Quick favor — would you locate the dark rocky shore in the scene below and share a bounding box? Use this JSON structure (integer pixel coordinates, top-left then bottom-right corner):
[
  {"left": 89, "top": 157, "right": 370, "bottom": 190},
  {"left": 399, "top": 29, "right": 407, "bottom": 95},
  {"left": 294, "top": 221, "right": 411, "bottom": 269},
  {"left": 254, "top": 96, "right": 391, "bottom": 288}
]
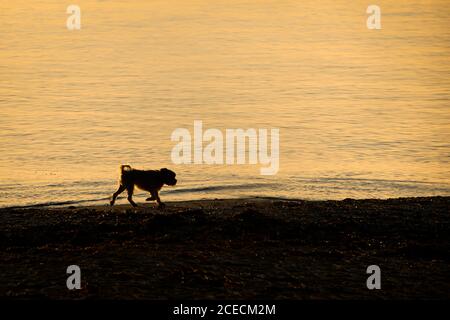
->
[{"left": 0, "top": 197, "right": 449, "bottom": 299}]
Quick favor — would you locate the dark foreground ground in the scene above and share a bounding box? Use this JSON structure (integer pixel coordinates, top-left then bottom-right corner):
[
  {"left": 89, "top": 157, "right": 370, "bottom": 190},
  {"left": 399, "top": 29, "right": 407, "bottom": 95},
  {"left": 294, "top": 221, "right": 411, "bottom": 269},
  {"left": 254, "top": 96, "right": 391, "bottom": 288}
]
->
[{"left": 0, "top": 197, "right": 449, "bottom": 299}]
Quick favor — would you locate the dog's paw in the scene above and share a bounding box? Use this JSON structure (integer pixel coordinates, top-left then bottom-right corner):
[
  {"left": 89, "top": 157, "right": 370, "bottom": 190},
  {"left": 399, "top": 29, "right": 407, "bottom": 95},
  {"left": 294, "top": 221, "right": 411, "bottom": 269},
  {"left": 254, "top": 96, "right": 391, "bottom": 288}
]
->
[
  {"left": 146, "top": 197, "right": 156, "bottom": 201},
  {"left": 158, "top": 203, "right": 166, "bottom": 210},
  {"left": 109, "top": 200, "right": 114, "bottom": 206}
]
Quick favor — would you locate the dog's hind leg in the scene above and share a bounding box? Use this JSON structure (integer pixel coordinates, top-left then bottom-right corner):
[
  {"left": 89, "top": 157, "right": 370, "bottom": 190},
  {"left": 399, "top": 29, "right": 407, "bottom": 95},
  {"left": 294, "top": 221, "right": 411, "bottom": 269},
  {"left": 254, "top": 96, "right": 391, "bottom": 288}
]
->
[
  {"left": 110, "top": 184, "right": 126, "bottom": 206},
  {"left": 126, "top": 185, "right": 138, "bottom": 207},
  {"left": 146, "top": 191, "right": 157, "bottom": 202}
]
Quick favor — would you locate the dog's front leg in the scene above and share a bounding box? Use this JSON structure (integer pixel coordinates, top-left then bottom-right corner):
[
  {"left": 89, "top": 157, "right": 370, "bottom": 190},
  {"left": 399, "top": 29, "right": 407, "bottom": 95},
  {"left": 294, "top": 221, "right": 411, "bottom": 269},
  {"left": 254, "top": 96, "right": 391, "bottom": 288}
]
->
[{"left": 155, "top": 192, "right": 165, "bottom": 209}]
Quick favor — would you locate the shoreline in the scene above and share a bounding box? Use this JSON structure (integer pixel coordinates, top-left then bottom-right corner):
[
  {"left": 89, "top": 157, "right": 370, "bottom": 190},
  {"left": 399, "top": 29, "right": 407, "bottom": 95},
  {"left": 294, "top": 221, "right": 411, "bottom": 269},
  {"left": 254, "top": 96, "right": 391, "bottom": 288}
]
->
[
  {"left": 2, "top": 194, "right": 449, "bottom": 210},
  {"left": 1, "top": 196, "right": 449, "bottom": 299}
]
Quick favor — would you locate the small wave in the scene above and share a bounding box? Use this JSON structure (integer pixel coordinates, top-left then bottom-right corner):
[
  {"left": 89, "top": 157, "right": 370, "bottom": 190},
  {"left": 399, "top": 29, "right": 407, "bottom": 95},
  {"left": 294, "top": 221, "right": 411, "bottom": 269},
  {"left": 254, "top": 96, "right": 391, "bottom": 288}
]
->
[
  {"left": 3, "top": 197, "right": 111, "bottom": 210},
  {"left": 292, "top": 176, "right": 448, "bottom": 185},
  {"left": 0, "top": 180, "right": 115, "bottom": 191},
  {"left": 162, "top": 183, "right": 279, "bottom": 194}
]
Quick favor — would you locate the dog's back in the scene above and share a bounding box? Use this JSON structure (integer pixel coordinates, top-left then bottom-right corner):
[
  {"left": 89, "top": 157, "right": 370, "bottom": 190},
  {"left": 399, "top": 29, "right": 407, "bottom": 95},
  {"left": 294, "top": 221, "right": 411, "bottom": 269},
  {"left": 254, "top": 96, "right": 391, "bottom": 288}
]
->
[{"left": 119, "top": 165, "right": 163, "bottom": 188}]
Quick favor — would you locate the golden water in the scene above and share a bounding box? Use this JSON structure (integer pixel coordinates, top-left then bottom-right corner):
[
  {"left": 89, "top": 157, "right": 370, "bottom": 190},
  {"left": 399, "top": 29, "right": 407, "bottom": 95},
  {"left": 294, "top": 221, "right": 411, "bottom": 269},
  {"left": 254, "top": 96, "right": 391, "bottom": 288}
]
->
[{"left": 1, "top": 1, "right": 449, "bottom": 206}]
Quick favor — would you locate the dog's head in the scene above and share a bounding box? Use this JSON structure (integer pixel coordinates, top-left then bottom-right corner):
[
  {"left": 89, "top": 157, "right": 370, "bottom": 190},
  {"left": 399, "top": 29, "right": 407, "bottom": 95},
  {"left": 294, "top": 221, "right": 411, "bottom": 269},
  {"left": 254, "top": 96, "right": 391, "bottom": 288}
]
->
[{"left": 160, "top": 168, "right": 177, "bottom": 186}]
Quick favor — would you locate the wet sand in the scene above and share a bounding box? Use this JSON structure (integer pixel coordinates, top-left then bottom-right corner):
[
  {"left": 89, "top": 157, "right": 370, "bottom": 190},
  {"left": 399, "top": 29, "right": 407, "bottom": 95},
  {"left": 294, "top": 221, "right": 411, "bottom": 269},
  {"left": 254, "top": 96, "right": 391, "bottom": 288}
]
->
[{"left": 0, "top": 197, "right": 449, "bottom": 299}]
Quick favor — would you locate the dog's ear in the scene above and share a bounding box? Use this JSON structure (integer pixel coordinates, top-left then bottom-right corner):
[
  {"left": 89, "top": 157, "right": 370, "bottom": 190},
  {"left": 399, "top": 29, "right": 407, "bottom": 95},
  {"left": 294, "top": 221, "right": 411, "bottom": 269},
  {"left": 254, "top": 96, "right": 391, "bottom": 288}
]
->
[{"left": 160, "top": 168, "right": 168, "bottom": 172}]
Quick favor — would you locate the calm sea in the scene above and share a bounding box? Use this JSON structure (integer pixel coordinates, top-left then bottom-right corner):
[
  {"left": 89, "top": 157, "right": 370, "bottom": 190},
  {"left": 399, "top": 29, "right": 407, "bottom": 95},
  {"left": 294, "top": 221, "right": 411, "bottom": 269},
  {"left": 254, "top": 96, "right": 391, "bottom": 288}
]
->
[{"left": 1, "top": 0, "right": 449, "bottom": 207}]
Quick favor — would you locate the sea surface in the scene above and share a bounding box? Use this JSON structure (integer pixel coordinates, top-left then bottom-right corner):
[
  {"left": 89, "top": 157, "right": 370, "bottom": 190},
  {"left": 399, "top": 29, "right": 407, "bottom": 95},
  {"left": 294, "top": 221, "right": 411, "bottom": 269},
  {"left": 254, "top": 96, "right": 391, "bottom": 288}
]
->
[{"left": 1, "top": 0, "right": 449, "bottom": 207}]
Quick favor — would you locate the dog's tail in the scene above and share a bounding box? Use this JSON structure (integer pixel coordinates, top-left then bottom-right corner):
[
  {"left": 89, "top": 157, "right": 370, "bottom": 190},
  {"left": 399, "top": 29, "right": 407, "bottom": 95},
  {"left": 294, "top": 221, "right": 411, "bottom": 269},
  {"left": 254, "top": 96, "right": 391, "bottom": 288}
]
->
[
  {"left": 120, "top": 164, "right": 132, "bottom": 174},
  {"left": 119, "top": 165, "right": 132, "bottom": 184}
]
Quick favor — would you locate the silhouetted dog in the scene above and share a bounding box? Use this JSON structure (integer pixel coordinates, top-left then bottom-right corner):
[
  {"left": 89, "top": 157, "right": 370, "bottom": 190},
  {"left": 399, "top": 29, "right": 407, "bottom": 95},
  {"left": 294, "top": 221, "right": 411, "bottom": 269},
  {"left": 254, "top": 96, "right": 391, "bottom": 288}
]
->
[{"left": 110, "top": 165, "right": 177, "bottom": 208}]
